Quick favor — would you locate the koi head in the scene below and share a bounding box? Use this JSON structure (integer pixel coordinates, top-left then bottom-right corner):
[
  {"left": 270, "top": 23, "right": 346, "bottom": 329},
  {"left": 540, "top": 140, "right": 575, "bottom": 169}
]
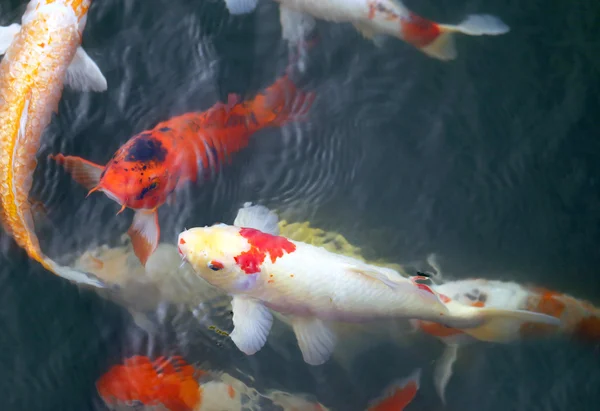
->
[
  {"left": 96, "top": 132, "right": 175, "bottom": 210},
  {"left": 96, "top": 355, "right": 203, "bottom": 411},
  {"left": 178, "top": 224, "right": 297, "bottom": 292},
  {"left": 177, "top": 225, "right": 253, "bottom": 291}
]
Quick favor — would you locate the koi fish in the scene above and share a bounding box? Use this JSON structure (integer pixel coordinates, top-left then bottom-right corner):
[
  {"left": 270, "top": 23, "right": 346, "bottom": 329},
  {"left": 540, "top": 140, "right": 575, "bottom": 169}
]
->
[
  {"left": 411, "top": 277, "right": 600, "bottom": 403},
  {"left": 366, "top": 368, "right": 420, "bottom": 411},
  {"left": 96, "top": 354, "right": 328, "bottom": 411},
  {"left": 176, "top": 204, "right": 559, "bottom": 366},
  {"left": 222, "top": 0, "right": 510, "bottom": 61},
  {"left": 96, "top": 355, "right": 205, "bottom": 411},
  {"left": 0, "top": 0, "right": 108, "bottom": 287},
  {"left": 50, "top": 74, "right": 314, "bottom": 266}
]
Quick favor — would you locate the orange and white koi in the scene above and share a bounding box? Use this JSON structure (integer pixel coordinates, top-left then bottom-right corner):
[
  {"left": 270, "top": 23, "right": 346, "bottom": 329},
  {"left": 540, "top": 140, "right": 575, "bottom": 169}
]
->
[
  {"left": 222, "top": 0, "right": 509, "bottom": 61},
  {"left": 411, "top": 277, "right": 600, "bottom": 403},
  {"left": 176, "top": 204, "right": 558, "bottom": 366},
  {"left": 96, "top": 354, "right": 329, "bottom": 411},
  {"left": 0, "top": 0, "right": 107, "bottom": 287}
]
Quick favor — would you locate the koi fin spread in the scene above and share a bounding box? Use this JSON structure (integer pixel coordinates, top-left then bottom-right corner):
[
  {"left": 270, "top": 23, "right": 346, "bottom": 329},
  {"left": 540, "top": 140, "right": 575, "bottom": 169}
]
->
[
  {"left": 422, "top": 14, "right": 510, "bottom": 61},
  {"left": 291, "top": 317, "right": 337, "bottom": 366},
  {"left": 0, "top": 23, "right": 21, "bottom": 54},
  {"left": 233, "top": 202, "right": 280, "bottom": 235},
  {"left": 230, "top": 296, "right": 273, "bottom": 355},
  {"left": 127, "top": 210, "right": 160, "bottom": 267},
  {"left": 223, "top": 0, "right": 258, "bottom": 15},
  {"left": 433, "top": 344, "right": 459, "bottom": 405},
  {"left": 49, "top": 154, "right": 104, "bottom": 191},
  {"left": 367, "top": 368, "right": 421, "bottom": 411},
  {"left": 64, "top": 47, "right": 108, "bottom": 92}
]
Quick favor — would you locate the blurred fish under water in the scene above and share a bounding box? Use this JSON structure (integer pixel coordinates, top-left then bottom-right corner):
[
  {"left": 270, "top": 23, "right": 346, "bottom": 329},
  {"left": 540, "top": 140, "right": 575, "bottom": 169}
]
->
[{"left": 1, "top": 0, "right": 600, "bottom": 410}]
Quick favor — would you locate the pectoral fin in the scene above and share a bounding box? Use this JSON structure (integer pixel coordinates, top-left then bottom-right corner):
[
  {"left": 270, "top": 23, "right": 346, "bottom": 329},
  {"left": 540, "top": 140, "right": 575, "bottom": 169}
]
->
[
  {"left": 233, "top": 202, "right": 280, "bottom": 235},
  {"left": 230, "top": 296, "right": 273, "bottom": 355},
  {"left": 127, "top": 210, "right": 160, "bottom": 267},
  {"left": 64, "top": 47, "right": 108, "bottom": 92},
  {"left": 352, "top": 22, "right": 386, "bottom": 48},
  {"left": 434, "top": 344, "right": 459, "bottom": 404},
  {"left": 291, "top": 317, "right": 336, "bottom": 366},
  {"left": 48, "top": 154, "right": 104, "bottom": 191}
]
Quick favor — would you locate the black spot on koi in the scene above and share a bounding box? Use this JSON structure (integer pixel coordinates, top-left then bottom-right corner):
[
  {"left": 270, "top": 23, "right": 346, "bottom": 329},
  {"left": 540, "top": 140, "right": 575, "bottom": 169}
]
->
[{"left": 126, "top": 134, "right": 167, "bottom": 163}]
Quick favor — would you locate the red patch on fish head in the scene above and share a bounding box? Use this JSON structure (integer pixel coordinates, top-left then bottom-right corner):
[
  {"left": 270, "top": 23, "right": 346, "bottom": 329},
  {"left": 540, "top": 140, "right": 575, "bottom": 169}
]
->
[
  {"left": 400, "top": 12, "right": 441, "bottom": 48},
  {"left": 233, "top": 228, "right": 296, "bottom": 274}
]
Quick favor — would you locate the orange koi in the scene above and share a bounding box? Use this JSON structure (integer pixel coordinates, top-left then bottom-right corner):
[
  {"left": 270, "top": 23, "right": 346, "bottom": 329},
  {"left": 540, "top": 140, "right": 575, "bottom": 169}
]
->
[
  {"left": 50, "top": 74, "right": 315, "bottom": 266},
  {"left": 0, "top": 0, "right": 107, "bottom": 287},
  {"left": 96, "top": 355, "right": 205, "bottom": 411}
]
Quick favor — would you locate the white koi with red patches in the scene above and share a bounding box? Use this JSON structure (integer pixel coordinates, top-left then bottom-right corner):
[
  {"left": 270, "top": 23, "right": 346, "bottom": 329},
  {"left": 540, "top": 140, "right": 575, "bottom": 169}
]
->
[
  {"left": 221, "top": 0, "right": 510, "bottom": 60},
  {"left": 177, "top": 204, "right": 560, "bottom": 366}
]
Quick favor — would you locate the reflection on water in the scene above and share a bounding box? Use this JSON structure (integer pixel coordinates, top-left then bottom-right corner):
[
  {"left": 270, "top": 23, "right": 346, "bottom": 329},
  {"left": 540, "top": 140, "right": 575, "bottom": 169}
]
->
[{"left": 1, "top": 0, "right": 599, "bottom": 410}]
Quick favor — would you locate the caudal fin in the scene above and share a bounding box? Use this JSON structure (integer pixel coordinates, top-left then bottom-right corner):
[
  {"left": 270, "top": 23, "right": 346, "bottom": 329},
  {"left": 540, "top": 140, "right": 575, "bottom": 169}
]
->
[
  {"left": 421, "top": 14, "right": 510, "bottom": 61},
  {"left": 453, "top": 305, "right": 561, "bottom": 343},
  {"left": 250, "top": 75, "right": 315, "bottom": 128}
]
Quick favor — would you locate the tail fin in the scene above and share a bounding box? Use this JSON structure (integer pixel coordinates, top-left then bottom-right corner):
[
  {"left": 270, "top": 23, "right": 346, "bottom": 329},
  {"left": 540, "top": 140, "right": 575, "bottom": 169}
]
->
[
  {"left": 450, "top": 305, "right": 561, "bottom": 343},
  {"left": 248, "top": 75, "right": 315, "bottom": 128},
  {"left": 421, "top": 14, "right": 510, "bottom": 61},
  {"left": 433, "top": 344, "right": 459, "bottom": 405}
]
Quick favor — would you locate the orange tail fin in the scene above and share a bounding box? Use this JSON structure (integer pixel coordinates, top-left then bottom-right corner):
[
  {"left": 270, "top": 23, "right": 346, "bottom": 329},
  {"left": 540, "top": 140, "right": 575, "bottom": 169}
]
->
[{"left": 246, "top": 74, "right": 315, "bottom": 128}]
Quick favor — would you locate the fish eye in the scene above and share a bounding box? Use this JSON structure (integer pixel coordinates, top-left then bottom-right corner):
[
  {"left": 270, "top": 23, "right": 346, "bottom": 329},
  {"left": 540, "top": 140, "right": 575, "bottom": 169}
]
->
[{"left": 208, "top": 260, "right": 224, "bottom": 271}]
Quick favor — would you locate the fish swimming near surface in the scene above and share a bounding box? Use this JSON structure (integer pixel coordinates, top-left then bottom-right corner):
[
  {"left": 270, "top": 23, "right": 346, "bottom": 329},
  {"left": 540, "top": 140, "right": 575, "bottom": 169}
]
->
[
  {"left": 410, "top": 276, "right": 600, "bottom": 403},
  {"left": 176, "top": 204, "right": 559, "bottom": 366},
  {"left": 96, "top": 354, "right": 421, "bottom": 411},
  {"left": 0, "top": 0, "right": 108, "bottom": 287},
  {"left": 221, "top": 0, "right": 510, "bottom": 61},
  {"left": 50, "top": 74, "right": 315, "bottom": 267}
]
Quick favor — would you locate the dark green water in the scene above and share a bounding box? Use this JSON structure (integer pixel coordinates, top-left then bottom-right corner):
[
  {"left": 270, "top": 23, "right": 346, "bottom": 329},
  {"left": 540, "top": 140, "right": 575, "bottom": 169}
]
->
[{"left": 0, "top": 0, "right": 599, "bottom": 410}]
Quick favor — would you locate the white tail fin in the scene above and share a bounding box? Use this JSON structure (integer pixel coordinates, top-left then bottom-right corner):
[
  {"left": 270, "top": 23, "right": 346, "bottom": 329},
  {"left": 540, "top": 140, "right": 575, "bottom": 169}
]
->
[
  {"left": 454, "top": 306, "right": 560, "bottom": 343},
  {"left": 233, "top": 202, "right": 280, "bottom": 235},
  {"left": 422, "top": 14, "right": 510, "bottom": 61},
  {"left": 64, "top": 47, "right": 108, "bottom": 92}
]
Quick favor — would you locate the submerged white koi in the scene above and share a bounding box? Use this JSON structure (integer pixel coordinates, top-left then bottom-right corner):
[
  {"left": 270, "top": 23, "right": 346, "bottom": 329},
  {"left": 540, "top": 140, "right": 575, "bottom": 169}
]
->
[{"left": 177, "top": 204, "right": 559, "bottom": 366}]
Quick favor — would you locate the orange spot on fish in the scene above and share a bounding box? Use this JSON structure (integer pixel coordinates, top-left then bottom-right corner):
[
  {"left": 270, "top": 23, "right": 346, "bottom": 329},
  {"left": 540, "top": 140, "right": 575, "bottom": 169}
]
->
[
  {"left": 227, "top": 385, "right": 235, "bottom": 399},
  {"left": 400, "top": 12, "right": 441, "bottom": 48},
  {"left": 268, "top": 280, "right": 274, "bottom": 284},
  {"left": 438, "top": 293, "right": 451, "bottom": 303},
  {"left": 471, "top": 301, "right": 485, "bottom": 308},
  {"left": 290, "top": 274, "right": 295, "bottom": 278},
  {"left": 520, "top": 288, "right": 565, "bottom": 337},
  {"left": 233, "top": 228, "right": 296, "bottom": 274},
  {"left": 179, "top": 238, "right": 186, "bottom": 245},
  {"left": 574, "top": 316, "right": 600, "bottom": 342}
]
